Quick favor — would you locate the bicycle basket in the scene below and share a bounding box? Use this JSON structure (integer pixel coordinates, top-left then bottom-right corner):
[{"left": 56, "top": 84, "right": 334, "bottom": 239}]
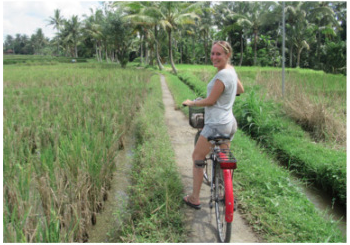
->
[
  {"left": 189, "top": 106, "right": 205, "bottom": 128},
  {"left": 216, "top": 149, "right": 237, "bottom": 169}
]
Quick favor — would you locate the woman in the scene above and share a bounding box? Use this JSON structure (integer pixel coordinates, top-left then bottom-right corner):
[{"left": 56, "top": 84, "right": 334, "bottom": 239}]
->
[{"left": 182, "top": 41, "right": 244, "bottom": 209}]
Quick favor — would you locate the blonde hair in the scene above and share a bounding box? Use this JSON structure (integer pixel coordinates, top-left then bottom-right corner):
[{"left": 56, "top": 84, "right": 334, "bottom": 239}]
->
[{"left": 213, "top": 41, "right": 232, "bottom": 57}]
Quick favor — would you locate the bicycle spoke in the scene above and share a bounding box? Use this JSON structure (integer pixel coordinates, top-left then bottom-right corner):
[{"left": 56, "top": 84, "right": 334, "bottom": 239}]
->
[{"left": 215, "top": 166, "right": 232, "bottom": 243}]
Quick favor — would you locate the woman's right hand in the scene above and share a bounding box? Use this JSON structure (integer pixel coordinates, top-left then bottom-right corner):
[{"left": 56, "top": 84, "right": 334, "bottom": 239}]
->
[{"left": 182, "top": 99, "right": 195, "bottom": 107}]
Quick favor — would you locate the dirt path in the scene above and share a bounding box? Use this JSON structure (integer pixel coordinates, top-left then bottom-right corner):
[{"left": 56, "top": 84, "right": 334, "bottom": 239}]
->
[{"left": 160, "top": 74, "right": 261, "bottom": 243}]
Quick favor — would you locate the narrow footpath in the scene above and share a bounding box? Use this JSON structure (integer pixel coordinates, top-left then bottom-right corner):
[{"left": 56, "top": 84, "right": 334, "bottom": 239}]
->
[{"left": 160, "top": 74, "right": 261, "bottom": 243}]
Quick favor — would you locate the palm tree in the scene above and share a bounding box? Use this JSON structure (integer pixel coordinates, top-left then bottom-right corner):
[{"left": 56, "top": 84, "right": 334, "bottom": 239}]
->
[
  {"left": 62, "top": 15, "right": 81, "bottom": 57},
  {"left": 235, "top": 2, "right": 273, "bottom": 66},
  {"left": 306, "top": 2, "right": 339, "bottom": 69},
  {"left": 118, "top": 2, "right": 200, "bottom": 74},
  {"left": 215, "top": 2, "right": 247, "bottom": 66},
  {"left": 30, "top": 28, "right": 46, "bottom": 55},
  {"left": 114, "top": 2, "right": 154, "bottom": 67},
  {"left": 198, "top": 2, "right": 213, "bottom": 64},
  {"left": 161, "top": 2, "right": 201, "bottom": 74},
  {"left": 285, "top": 2, "right": 312, "bottom": 68},
  {"left": 47, "top": 9, "right": 64, "bottom": 55},
  {"left": 83, "top": 8, "right": 104, "bottom": 61}
]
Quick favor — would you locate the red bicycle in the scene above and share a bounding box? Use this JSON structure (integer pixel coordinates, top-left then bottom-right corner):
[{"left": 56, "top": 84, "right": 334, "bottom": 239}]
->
[
  {"left": 189, "top": 106, "right": 237, "bottom": 242},
  {"left": 195, "top": 134, "right": 237, "bottom": 242}
]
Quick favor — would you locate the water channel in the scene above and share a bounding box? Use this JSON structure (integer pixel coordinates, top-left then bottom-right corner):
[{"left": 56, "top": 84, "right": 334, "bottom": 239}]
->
[
  {"left": 87, "top": 135, "right": 135, "bottom": 243},
  {"left": 298, "top": 181, "right": 346, "bottom": 236},
  {"left": 85, "top": 130, "right": 346, "bottom": 241}
]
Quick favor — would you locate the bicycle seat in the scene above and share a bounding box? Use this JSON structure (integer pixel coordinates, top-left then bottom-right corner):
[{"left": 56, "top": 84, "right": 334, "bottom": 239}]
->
[{"left": 208, "top": 133, "right": 231, "bottom": 141}]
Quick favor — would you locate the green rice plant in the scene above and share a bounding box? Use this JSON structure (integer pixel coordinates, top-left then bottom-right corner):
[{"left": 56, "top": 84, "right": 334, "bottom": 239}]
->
[
  {"left": 164, "top": 70, "right": 345, "bottom": 242},
  {"left": 272, "top": 133, "right": 346, "bottom": 204},
  {"left": 3, "top": 63, "right": 152, "bottom": 242},
  {"left": 162, "top": 72, "right": 197, "bottom": 116},
  {"left": 255, "top": 70, "right": 346, "bottom": 146},
  {"left": 232, "top": 131, "right": 345, "bottom": 242},
  {"left": 171, "top": 65, "right": 346, "bottom": 206},
  {"left": 234, "top": 90, "right": 346, "bottom": 206},
  {"left": 234, "top": 90, "right": 283, "bottom": 143},
  {"left": 177, "top": 71, "right": 207, "bottom": 97},
  {"left": 114, "top": 74, "right": 186, "bottom": 243}
]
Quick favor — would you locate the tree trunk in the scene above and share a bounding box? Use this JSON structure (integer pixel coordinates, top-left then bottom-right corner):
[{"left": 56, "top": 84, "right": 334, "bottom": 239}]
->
[
  {"left": 145, "top": 42, "right": 149, "bottom": 65},
  {"left": 253, "top": 30, "right": 258, "bottom": 66},
  {"left": 140, "top": 33, "right": 144, "bottom": 64},
  {"left": 289, "top": 44, "right": 293, "bottom": 67},
  {"left": 296, "top": 46, "right": 304, "bottom": 68},
  {"left": 75, "top": 44, "right": 78, "bottom": 58},
  {"left": 239, "top": 30, "right": 244, "bottom": 66},
  {"left": 204, "top": 31, "right": 208, "bottom": 64},
  {"left": 167, "top": 29, "right": 177, "bottom": 75},
  {"left": 273, "top": 37, "right": 278, "bottom": 67},
  {"left": 156, "top": 41, "right": 164, "bottom": 70},
  {"left": 154, "top": 26, "right": 163, "bottom": 70},
  {"left": 192, "top": 36, "right": 195, "bottom": 64}
]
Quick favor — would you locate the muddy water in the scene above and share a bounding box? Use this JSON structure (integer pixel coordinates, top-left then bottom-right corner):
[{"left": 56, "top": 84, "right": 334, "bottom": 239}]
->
[
  {"left": 87, "top": 136, "right": 134, "bottom": 243},
  {"left": 298, "top": 183, "right": 346, "bottom": 235}
]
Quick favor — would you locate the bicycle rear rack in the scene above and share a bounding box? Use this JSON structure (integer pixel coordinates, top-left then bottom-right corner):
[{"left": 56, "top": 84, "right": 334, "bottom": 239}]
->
[{"left": 215, "top": 149, "right": 237, "bottom": 169}]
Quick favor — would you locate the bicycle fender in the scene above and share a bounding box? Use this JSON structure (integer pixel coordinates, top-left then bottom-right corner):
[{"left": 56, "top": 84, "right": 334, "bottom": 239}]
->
[{"left": 223, "top": 169, "right": 234, "bottom": 223}]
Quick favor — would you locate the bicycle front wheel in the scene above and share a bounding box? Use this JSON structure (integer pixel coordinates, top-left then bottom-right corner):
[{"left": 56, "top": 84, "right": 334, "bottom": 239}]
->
[{"left": 214, "top": 165, "right": 232, "bottom": 243}]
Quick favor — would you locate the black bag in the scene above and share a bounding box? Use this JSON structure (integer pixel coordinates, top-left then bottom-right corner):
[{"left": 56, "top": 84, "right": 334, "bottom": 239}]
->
[{"left": 189, "top": 106, "right": 204, "bottom": 128}]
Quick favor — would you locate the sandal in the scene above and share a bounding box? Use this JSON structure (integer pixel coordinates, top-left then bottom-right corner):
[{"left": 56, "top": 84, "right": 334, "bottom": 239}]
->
[{"left": 183, "top": 195, "right": 201, "bottom": 210}]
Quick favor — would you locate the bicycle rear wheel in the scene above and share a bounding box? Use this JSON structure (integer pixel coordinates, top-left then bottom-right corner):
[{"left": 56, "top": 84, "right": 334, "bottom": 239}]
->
[{"left": 214, "top": 165, "right": 232, "bottom": 243}]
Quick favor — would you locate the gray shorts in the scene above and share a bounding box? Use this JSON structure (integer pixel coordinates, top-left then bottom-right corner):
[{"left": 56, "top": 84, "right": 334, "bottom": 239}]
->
[{"left": 200, "top": 118, "right": 237, "bottom": 141}]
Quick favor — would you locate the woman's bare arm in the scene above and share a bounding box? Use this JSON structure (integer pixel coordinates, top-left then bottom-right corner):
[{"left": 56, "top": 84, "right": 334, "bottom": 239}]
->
[
  {"left": 236, "top": 78, "right": 244, "bottom": 95},
  {"left": 182, "top": 80, "right": 224, "bottom": 107}
]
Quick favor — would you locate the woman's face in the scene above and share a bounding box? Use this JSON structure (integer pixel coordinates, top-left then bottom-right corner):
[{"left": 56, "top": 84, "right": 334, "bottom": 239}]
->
[{"left": 210, "top": 44, "right": 229, "bottom": 70}]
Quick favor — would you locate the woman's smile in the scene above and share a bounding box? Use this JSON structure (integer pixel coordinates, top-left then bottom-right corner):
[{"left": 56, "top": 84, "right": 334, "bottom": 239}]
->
[{"left": 211, "top": 44, "right": 229, "bottom": 70}]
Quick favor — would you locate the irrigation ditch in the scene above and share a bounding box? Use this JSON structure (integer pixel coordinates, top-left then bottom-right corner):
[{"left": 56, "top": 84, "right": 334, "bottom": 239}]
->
[
  {"left": 87, "top": 133, "right": 135, "bottom": 242},
  {"left": 172, "top": 69, "right": 347, "bottom": 235},
  {"left": 298, "top": 182, "right": 346, "bottom": 235},
  {"left": 84, "top": 71, "right": 344, "bottom": 242}
]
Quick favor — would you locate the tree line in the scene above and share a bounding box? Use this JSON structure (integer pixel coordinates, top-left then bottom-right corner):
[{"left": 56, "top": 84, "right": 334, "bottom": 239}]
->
[{"left": 3, "top": 1, "right": 346, "bottom": 74}]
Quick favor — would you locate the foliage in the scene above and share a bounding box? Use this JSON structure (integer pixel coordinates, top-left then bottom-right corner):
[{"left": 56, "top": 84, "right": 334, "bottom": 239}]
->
[
  {"left": 3, "top": 63, "right": 152, "bottom": 242},
  {"left": 3, "top": 2, "right": 346, "bottom": 74},
  {"left": 164, "top": 66, "right": 345, "bottom": 242},
  {"left": 170, "top": 65, "right": 346, "bottom": 207},
  {"left": 233, "top": 131, "right": 345, "bottom": 242}
]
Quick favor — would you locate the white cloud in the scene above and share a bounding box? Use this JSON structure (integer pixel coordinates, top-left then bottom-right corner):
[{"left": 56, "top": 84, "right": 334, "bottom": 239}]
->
[{"left": 3, "top": 1, "right": 101, "bottom": 39}]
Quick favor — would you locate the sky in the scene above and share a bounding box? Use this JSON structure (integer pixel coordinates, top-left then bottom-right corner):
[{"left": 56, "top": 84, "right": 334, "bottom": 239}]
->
[{"left": 3, "top": 1, "right": 102, "bottom": 40}]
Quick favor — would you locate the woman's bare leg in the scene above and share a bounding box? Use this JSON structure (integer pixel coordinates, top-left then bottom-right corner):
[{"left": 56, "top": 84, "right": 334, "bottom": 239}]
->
[{"left": 186, "top": 135, "right": 212, "bottom": 204}]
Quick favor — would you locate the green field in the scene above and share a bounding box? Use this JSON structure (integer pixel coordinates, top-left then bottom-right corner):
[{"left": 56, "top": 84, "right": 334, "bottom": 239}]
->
[
  {"left": 3, "top": 62, "right": 152, "bottom": 242},
  {"left": 166, "top": 64, "right": 346, "bottom": 206},
  {"left": 163, "top": 66, "right": 346, "bottom": 242},
  {"left": 3, "top": 59, "right": 346, "bottom": 242}
]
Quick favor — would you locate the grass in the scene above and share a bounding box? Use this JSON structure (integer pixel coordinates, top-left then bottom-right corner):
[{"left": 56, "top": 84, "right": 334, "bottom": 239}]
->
[
  {"left": 3, "top": 54, "right": 87, "bottom": 65},
  {"left": 232, "top": 131, "right": 345, "bottom": 242},
  {"left": 112, "top": 74, "right": 187, "bottom": 242},
  {"left": 3, "top": 63, "right": 152, "bottom": 242},
  {"left": 161, "top": 71, "right": 197, "bottom": 115},
  {"left": 255, "top": 70, "right": 346, "bottom": 146},
  {"left": 167, "top": 64, "right": 346, "bottom": 206},
  {"left": 164, "top": 70, "right": 345, "bottom": 242}
]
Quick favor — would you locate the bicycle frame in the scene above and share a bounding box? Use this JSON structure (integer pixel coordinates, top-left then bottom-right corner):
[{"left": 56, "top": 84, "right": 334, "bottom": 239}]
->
[
  {"left": 223, "top": 169, "right": 234, "bottom": 222},
  {"left": 209, "top": 144, "right": 234, "bottom": 223}
]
